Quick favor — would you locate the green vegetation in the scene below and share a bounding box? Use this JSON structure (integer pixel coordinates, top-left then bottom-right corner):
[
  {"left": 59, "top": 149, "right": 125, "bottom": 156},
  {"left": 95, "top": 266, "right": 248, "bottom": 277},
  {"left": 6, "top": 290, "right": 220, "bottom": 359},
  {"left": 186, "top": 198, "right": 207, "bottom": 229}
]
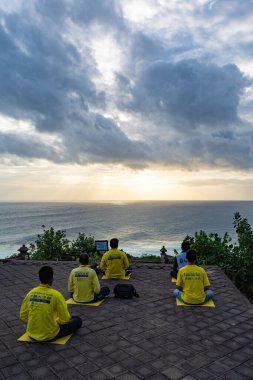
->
[
  {"left": 69, "top": 233, "right": 99, "bottom": 262},
  {"left": 30, "top": 225, "right": 70, "bottom": 261},
  {"left": 30, "top": 225, "right": 98, "bottom": 262},
  {"left": 140, "top": 254, "right": 160, "bottom": 259},
  {"left": 185, "top": 212, "right": 253, "bottom": 300},
  {"left": 28, "top": 212, "right": 253, "bottom": 300}
]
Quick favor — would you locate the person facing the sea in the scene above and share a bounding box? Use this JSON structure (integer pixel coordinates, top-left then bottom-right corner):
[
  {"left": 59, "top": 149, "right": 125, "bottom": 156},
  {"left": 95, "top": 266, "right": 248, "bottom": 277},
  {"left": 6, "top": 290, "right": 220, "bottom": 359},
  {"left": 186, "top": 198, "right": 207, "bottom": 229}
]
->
[
  {"left": 173, "top": 249, "right": 214, "bottom": 304},
  {"left": 171, "top": 240, "right": 190, "bottom": 279},
  {"left": 20, "top": 266, "right": 82, "bottom": 341},
  {"left": 68, "top": 253, "right": 110, "bottom": 302},
  {"left": 100, "top": 238, "right": 131, "bottom": 279}
]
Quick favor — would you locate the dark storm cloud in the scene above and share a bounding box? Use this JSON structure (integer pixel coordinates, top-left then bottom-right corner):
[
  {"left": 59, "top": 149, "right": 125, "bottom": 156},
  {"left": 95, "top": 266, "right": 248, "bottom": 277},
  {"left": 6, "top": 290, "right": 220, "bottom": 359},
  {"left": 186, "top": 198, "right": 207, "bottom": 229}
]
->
[
  {"left": 0, "top": 1, "right": 147, "bottom": 166},
  {"left": 34, "top": 0, "right": 125, "bottom": 35},
  {"left": 116, "top": 52, "right": 253, "bottom": 169},
  {"left": 130, "top": 31, "right": 198, "bottom": 65},
  {"left": 0, "top": 0, "right": 253, "bottom": 171},
  {"left": 0, "top": 18, "right": 103, "bottom": 131},
  {"left": 122, "top": 60, "right": 250, "bottom": 127},
  {"left": 0, "top": 132, "right": 66, "bottom": 162},
  {"left": 62, "top": 113, "right": 150, "bottom": 168},
  {"left": 204, "top": 137, "right": 252, "bottom": 169},
  {"left": 66, "top": 0, "right": 124, "bottom": 28},
  {"left": 130, "top": 33, "right": 167, "bottom": 63}
]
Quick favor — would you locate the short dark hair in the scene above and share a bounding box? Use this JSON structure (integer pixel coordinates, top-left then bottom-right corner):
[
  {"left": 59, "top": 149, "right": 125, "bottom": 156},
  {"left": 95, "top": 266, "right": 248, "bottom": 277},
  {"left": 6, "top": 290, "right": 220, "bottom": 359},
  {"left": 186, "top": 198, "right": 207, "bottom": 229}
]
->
[
  {"left": 39, "top": 266, "right": 54, "bottom": 284},
  {"left": 186, "top": 249, "right": 197, "bottom": 263},
  {"left": 79, "top": 252, "right": 89, "bottom": 265},
  {"left": 110, "top": 238, "right": 119, "bottom": 249},
  {"left": 181, "top": 240, "right": 190, "bottom": 252}
]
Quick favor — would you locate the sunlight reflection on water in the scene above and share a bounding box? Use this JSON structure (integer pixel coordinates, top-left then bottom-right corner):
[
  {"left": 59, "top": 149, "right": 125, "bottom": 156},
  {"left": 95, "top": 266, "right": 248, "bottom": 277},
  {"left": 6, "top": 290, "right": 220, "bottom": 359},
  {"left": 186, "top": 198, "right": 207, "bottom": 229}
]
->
[{"left": 1, "top": 201, "right": 253, "bottom": 259}]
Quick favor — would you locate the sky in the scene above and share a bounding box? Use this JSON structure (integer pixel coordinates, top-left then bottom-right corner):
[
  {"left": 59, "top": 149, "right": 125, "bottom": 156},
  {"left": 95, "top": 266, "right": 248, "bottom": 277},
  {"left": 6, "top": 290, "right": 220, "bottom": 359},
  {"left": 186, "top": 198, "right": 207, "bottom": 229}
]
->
[{"left": 1, "top": 0, "right": 253, "bottom": 201}]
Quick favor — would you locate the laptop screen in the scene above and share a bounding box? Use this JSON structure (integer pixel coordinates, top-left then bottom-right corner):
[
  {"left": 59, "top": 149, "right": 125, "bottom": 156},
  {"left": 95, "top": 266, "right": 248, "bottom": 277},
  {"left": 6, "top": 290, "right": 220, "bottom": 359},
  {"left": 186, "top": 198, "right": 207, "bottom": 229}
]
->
[{"left": 95, "top": 240, "right": 109, "bottom": 252}]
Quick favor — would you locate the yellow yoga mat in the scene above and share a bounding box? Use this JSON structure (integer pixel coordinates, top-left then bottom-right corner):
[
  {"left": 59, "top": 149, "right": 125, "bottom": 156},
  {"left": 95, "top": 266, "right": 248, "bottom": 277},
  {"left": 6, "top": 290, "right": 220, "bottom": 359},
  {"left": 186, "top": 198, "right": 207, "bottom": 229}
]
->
[
  {"left": 176, "top": 299, "right": 215, "bottom": 307},
  {"left": 171, "top": 277, "right": 177, "bottom": 283},
  {"left": 18, "top": 332, "right": 72, "bottom": 344},
  {"left": 102, "top": 273, "right": 131, "bottom": 280},
  {"left": 66, "top": 297, "right": 106, "bottom": 306}
]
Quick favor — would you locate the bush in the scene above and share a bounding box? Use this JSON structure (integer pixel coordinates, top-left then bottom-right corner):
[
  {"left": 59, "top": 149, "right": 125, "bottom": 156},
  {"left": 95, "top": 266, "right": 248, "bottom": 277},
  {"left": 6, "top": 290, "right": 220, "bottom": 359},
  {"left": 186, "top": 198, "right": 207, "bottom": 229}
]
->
[
  {"left": 70, "top": 233, "right": 96, "bottom": 259},
  {"left": 185, "top": 230, "right": 233, "bottom": 269},
  {"left": 140, "top": 254, "right": 160, "bottom": 259},
  {"left": 30, "top": 228, "right": 100, "bottom": 264},
  {"left": 232, "top": 212, "right": 253, "bottom": 297},
  {"left": 30, "top": 225, "right": 70, "bottom": 260},
  {"left": 185, "top": 212, "right": 253, "bottom": 300}
]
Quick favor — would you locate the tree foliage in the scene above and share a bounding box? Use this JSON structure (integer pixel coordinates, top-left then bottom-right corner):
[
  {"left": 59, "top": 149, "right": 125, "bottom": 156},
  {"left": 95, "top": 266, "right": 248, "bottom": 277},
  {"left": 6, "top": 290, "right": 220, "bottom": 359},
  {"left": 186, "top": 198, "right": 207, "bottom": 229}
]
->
[
  {"left": 30, "top": 225, "right": 70, "bottom": 260},
  {"left": 30, "top": 227, "right": 99, "bottom": 263},
  {"left": 185, "top": 231, "right": 233, "bottom": 268},
  {"left": 232, "top": 212, "right": 253, "bottom": 296},
  {"left": 186, "top": 212, "right": 253, "bottom": 300},
  {"left": 70, "top": 233, "right": 99, "bottom": 262},
  {"left": 140, "top": 254, "right": 160, "bottom": 259}
]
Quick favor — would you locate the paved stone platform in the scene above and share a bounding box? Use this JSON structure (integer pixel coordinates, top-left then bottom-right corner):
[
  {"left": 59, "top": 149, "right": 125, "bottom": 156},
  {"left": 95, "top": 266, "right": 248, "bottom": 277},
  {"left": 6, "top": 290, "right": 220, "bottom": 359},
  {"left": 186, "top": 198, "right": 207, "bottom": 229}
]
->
[{"left": 0, "top": 261, "right": 253, "bottom": 379}]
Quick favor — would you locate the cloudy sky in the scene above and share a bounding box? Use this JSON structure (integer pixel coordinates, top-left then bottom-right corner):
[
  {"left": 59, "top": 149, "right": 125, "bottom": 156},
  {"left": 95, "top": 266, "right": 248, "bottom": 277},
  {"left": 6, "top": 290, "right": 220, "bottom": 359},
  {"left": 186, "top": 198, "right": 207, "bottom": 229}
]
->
[{"left": 1, "top": 0, "right": 253, "bottom": 201}]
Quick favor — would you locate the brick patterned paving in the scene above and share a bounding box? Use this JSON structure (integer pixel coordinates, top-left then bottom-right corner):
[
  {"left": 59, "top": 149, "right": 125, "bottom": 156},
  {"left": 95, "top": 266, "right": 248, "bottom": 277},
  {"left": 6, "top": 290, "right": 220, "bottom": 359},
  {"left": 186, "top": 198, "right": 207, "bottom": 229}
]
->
[{"left": 0, "top": 261, "right": 253, "bottom": 379}]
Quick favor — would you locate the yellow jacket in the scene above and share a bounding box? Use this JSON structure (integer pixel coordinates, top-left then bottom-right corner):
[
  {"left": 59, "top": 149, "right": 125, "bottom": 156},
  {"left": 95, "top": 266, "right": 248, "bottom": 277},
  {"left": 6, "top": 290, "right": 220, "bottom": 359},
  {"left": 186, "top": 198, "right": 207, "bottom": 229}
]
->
[
  {"left": 68, "top": 265, "right": 100, "bottom": 302},
  {"left": 176, "top": 264, "right": 210, "bottom": 304},
  {"left": 20, "top": 284, "right": 70, "bottom": 341},
  {"left": 100, "top": 249, "right": 129, "bottom": 279}
]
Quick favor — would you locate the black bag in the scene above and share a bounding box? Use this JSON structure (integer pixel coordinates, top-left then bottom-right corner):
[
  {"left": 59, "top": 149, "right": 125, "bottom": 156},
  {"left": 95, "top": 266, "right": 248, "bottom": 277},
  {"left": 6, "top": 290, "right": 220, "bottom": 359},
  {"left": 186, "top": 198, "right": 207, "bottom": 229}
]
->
[{"left": 113, "top": 284, "right": 139, "bottom": 299}]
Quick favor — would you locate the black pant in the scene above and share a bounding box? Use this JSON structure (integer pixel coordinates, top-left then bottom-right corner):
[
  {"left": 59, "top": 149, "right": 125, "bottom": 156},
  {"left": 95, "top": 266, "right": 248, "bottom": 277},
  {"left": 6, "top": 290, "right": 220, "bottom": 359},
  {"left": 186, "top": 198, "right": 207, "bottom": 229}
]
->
[
  {"left": 170, "top": 270, "right": 178, "bottom": 279},
  {"left": 125, "top": 266, "right": 133, "bottom": 276},
  {"left": 54, "top": 316, "right": 82, "bottom": 339},
  {"left": 86, "top": 286, "right": 110, "bottom": 303},
  {"left": 29, "top": 316, "right": 82, "bottom": 342},
  {"left": 70, "top": 286, "right": 110, "bottom": 303}
]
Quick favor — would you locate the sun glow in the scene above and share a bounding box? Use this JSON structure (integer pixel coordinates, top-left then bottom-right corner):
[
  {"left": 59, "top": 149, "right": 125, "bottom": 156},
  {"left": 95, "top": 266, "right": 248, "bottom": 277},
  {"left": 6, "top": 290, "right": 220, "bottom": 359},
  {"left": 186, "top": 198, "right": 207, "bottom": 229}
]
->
[{"left": 1, "top": 159, "right": 252, "bottom": 202}]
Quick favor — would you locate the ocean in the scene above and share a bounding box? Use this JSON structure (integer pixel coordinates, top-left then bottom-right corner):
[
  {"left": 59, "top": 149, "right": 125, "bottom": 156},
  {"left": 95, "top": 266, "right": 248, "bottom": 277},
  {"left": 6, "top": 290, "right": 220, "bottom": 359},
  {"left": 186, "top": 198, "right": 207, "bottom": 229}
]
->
[{"left": 1, "top": 201, "right": 253, "bottom": 260}]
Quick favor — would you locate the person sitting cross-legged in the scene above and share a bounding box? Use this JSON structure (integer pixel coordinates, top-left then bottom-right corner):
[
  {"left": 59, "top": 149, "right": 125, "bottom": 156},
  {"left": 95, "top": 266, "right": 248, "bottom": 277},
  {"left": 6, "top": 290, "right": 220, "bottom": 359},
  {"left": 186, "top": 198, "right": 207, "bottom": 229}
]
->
[
  {"left": 171, "top": 240, "right": 190, "bottom": 279},
  {"left": 100, "top": 238, "right": 131, "bottom": 279},
  {"left": 68, "top": 253, "right": 110, "bottom": 303},
  {"left": 173, "top": 249, "right": 214, "bottom": 304},
  {"left": 20, "top": 266, "right": 82, "bottom": 342}
]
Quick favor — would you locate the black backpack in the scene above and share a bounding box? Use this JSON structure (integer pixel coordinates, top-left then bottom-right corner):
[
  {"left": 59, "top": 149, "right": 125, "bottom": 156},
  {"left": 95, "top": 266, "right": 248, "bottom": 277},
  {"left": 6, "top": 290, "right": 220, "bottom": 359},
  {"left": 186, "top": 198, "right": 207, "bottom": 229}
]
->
[{"left": 113, "top": 284, "right": 139, "bottom": 299}]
